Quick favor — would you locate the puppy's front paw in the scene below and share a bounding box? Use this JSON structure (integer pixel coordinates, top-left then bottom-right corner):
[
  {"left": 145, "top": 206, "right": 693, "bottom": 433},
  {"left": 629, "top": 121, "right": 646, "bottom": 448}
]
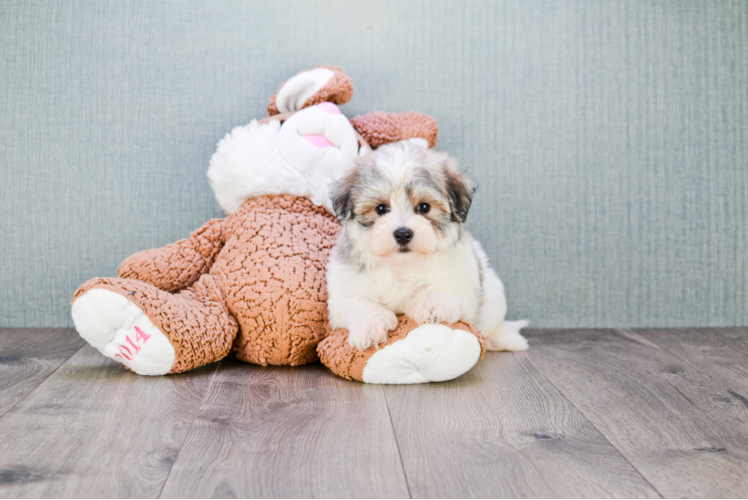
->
[
  {"left": 405, "top": 294, "right": 461, "bottom": 325},
  {"left": 348, "top": 310, "right": 398, "bottom": 351}
]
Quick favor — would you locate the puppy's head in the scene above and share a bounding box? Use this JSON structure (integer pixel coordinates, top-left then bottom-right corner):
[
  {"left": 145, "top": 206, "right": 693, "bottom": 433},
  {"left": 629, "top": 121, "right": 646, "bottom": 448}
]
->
[{"left": 330, "top": 142, "right": 476, "bottom": 260}]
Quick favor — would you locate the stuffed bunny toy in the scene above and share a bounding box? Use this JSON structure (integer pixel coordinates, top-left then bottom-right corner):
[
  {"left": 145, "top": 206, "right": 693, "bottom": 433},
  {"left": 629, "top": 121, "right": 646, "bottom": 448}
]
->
[{"left": 71, "top": 66, "right": 486, "bottom": 383}]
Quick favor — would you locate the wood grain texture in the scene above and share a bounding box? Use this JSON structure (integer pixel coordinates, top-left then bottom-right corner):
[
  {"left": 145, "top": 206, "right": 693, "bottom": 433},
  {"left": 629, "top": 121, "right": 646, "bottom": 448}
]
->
[
  {"left": 4, "top": 327, "right": 748, "bottom": 498},
  {"left": 383, "top": 351, "right": 659, "bottom": 498},
  {"left": 0, "top": 328, "right": 84, "bottom": 418},
  {"left": 527, "top": 328, "right": 748, "bottom": 498},
  {"left": 634, "top": 328, "right": 748, "bottom": 398},
  {"left": 0, "top": 345, "right": 218, "bottom": 498},
  {"left": 160, "top": 360, "right": 409, "bottom": 499},
  {"left": 709, "top": 327, "right": 748, "bottom": 352}
]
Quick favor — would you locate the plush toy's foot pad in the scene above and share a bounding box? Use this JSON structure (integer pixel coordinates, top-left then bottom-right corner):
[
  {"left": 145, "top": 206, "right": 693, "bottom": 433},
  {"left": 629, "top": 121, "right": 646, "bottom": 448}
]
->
[
  {"left": 317, "top": 315, "right": 485, "bottom": 384},
  {"left": 72, "top": 276, "right": 238, "bottom": 375},
  {"left": 363, "top": 324, "right": 482, "bottom": 384},
  {"left": 71, "top": 288, "right": 175, "bottom": 375}
]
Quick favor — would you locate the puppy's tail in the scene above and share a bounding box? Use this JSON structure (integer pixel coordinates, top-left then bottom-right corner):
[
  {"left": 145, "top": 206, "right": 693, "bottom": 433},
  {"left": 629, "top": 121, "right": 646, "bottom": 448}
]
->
[
  {"left": 485, "top": 319, "right": 530, "bottom": 352},
  {"left": 501, "top": 319, "right": 530, "bottom": 334}
]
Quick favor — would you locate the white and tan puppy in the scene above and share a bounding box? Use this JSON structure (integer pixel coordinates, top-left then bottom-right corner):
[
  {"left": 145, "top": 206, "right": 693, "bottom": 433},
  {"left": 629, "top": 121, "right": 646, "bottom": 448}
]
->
[{"left": 327, "top": 142, "right": 528, "bottom": 352}]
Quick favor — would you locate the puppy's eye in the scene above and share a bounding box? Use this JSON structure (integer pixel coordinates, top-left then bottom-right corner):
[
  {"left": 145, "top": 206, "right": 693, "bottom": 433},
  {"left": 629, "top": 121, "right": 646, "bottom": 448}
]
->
[
  {"left": 415, "top": 202, "right": 431, "bottom": 214},
  {"left": 375, "top": 204, "right": 389, "bottom": 215}
]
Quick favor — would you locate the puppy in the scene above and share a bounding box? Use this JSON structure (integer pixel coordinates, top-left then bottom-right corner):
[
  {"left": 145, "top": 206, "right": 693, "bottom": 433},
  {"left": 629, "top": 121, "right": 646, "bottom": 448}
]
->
[{"left": 327, "top": 142, "right": 528, "bottom": 352}]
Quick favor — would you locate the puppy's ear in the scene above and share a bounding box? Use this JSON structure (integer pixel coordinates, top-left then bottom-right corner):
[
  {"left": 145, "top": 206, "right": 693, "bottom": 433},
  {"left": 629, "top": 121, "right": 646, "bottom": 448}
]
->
[
  {"left": 330, "top": 168, "right": 357, "bottom": 222},
  {"left": 444, "top": 160, "right": 477, "bottom": 223}
]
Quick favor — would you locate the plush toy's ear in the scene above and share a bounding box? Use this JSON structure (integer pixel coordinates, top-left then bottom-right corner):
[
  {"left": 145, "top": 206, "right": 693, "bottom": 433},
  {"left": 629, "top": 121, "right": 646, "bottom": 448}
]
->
[
  {"left": 350, "top": 111, "right": 439, "bottom": 149},
  {"left": 268, "top": 66, "right": 353, "bottom": 115}
]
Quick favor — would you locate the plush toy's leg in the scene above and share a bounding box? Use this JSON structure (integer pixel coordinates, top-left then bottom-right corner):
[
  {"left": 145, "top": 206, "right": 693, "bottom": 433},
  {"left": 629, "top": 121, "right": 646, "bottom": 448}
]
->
[
  {"left": 71, "top": 275, "right": 238, "bottom": 375},
  {"left": 350, "top": 111, "right": 439, "bottom": 149},
  {"left": 317, "top": 316, "right": 485, "bottom": 384}
]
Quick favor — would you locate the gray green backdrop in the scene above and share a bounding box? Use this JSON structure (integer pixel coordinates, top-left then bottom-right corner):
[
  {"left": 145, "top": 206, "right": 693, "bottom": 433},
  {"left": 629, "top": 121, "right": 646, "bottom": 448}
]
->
[{"left": 2, "top": 0, "right": 746, "bottom": 327}]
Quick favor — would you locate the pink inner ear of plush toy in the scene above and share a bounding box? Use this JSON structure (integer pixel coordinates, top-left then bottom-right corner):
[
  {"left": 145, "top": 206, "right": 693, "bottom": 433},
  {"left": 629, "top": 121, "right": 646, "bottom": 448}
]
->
[{"left": 301, "top": 134, "right": 336, "bottom": 148}]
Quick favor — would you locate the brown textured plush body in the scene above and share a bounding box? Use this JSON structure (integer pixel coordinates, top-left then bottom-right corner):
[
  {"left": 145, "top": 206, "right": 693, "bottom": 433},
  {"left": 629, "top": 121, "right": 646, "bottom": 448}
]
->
[
  {"left": 75, "top": 194, "right": 339, "bottom": 372},
  {"left": 214, "top": 195, "right": 339, "bottom": 366}
]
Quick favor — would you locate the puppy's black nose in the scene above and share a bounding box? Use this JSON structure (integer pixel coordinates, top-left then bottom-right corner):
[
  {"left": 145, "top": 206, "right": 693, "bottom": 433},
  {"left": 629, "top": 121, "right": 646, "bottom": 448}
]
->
[{"left": 393, "top": 227, "right": 414, "bottom": 246}]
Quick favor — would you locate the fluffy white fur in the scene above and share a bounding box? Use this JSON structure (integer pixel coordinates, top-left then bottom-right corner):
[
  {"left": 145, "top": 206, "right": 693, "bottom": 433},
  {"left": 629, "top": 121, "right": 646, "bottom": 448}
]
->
[
  {"left": 327, "top": 143, "right": 528, "bottom": 352},
  {"left": 208, "top": 105, "right": 359, "bottom": 214}
]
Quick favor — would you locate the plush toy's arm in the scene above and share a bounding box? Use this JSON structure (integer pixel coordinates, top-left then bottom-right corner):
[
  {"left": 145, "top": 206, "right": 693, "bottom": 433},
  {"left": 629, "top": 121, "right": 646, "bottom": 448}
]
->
[
  {"left": 117, "top": 218, "right": 226, "bottom": 293},
  {"left": 350, "top": 111, "right": 439, "bottom": 149}
]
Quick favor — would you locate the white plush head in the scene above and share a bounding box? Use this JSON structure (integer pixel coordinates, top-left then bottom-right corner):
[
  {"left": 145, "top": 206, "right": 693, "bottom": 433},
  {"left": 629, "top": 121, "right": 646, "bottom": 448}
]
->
[
  {"left": 208, "top": 102, "right": 360, "bottom": 214},
  {"left": 330, "top": 142, "right": 476, "bottom": 263}
]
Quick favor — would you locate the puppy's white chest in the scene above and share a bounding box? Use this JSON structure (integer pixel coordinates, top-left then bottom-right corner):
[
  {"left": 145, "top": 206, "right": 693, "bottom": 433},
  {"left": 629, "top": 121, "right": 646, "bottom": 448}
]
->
[{"left": 369, "top": 270, "right": 432, "bottom": 311}]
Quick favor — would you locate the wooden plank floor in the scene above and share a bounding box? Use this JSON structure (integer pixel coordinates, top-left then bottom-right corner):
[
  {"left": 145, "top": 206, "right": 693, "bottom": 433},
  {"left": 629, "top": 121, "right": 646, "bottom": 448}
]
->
[{"left": 0, "top": 327, "right": 746, "bottom": 498}]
